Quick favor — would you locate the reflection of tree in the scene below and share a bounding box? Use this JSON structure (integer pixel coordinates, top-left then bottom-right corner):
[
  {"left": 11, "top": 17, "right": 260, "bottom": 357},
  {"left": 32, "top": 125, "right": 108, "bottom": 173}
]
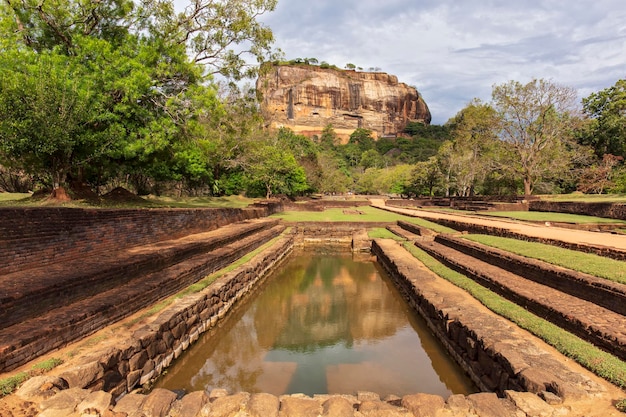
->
[{"left": 255, "top": 252, "right": 407, "bottom": 352}]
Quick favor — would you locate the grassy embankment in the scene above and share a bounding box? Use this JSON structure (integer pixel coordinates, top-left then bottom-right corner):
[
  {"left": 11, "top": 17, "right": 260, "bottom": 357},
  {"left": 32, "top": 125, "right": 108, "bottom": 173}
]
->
[
  {"left": 462, "top": 234, "right": 626, "bottom": 285},
  {"left": 403, "top": 242, "right": 626, "bottom": 389}
]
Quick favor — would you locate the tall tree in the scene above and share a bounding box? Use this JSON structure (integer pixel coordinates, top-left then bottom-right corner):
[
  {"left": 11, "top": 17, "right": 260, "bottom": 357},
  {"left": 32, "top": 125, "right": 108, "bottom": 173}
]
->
[
  {"left": 446, "top": 99, "right": 500, "bottom": 196},
  {"left": 492, "top": 79, "right": 581, "bottom": 196},
  {"left": 581, "top": 79, "right": 626, "bottom": 159},
  {"left": 0, "top": 0, "right": 277, "bottom": 194}
]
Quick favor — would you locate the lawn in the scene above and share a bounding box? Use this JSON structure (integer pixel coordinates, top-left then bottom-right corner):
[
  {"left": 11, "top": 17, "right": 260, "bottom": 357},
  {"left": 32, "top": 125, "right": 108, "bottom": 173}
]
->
[
  {"left": 0, "top": 193, "right": 31, "bottom": 203},
  {"left": 540, "top": 193, "right": 626, "bottom": 203},
  {"left": 463, "top": 234, "right": 626, "bottom": 284},
  {"left": 272, "top": 206, "right": 457, "bottom": 233},
  {"left": 480, "top": 210, "right": 626, "bottom": 224}
]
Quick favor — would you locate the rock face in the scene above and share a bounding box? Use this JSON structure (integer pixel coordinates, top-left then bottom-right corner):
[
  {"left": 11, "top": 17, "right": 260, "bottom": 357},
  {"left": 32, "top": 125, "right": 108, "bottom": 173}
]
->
[{"left": 257, "top": 64, "right": 431, "bottom": 142}]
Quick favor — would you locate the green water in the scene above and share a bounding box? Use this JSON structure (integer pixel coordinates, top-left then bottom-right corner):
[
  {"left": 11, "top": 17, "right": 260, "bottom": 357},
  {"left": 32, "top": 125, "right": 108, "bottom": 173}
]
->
[{"left": 154, "top": 248, "right": 477, "bottom": 397}]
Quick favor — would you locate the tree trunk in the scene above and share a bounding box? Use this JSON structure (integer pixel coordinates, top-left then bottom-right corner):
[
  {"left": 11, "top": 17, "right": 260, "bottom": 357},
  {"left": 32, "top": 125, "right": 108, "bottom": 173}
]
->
[{"left": 523, "top": 177, "right": 532, "bottom": 197}]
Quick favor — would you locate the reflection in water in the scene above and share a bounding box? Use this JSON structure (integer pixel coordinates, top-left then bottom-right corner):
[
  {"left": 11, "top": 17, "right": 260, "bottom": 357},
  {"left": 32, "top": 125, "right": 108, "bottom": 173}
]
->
[{"left": 154, "top": 248, "right": 477, "bottom": 397}]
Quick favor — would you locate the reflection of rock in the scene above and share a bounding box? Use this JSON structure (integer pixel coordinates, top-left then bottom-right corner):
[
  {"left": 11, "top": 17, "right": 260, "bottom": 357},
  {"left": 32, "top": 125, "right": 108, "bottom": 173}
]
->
[
  {"left": 260, "top": 255, "right": 406, "bottom": 351},
  {"left": 257, "top": 64, "right": 431, "bottom": 142}
]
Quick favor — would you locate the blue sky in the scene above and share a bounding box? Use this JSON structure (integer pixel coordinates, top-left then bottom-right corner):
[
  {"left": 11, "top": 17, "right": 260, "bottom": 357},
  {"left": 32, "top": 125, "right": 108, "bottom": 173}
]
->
[{"left": 259, "top": 0, "right": 626, "bottom": 124}]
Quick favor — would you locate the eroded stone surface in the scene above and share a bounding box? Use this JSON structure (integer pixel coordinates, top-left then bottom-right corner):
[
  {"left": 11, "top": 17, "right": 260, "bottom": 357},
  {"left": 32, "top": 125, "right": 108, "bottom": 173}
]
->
[{"left": 257, "top": 64, "right": 431, "bottom": 141}]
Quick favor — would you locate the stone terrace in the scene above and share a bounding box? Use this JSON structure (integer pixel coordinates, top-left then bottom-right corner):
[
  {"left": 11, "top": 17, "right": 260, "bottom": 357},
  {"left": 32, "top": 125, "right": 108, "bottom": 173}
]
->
[{"left": 0, "top": 206, "right": 283, "bottom": 372}]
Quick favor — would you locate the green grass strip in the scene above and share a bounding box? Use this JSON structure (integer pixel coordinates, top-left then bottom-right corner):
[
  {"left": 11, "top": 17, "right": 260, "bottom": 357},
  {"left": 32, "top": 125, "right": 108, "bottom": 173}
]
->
[
  {"left": 368, "top": 228, "right": 405, "bottom": 241},
  {"left": 463, "top": 234, "right": 626, "bottom": 285},
  {"left": 481, "top": 211, "right": 626, "bottom": 224},
  {"left": 273, "top": 206, "right": 456, "bottom": 234},
  {"left": 402, "top": 242, "right": 626, "bottom": 388},
  {"left": 0, "top": 358, "right": 64, "bottom": 397}
]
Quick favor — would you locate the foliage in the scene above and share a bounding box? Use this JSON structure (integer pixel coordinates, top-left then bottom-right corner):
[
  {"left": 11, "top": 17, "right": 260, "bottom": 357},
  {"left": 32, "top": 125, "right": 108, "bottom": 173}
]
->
[
  {"left": 441, "top": 99, "right": 502, "bottom": 196},
  {"left": 581, "top": 79, "right": 626, "bottom": 159},
  {"left": 491, "top": 79, "right": 586, "bottom": 196},
  {"left": 0, "top": 357, "right": 63, "bottom": 397},
  {"left": 241, "top": 138, "right": 307, "bottom": 198},
  {"left": 577, "top": 154, "right": 624, "bottom": 194},
  {"left": 0, "top": 0, "right": 278, "bottom": 195},
  {"left": 0, "top": 372, "right": 29, "bottom": 396}
]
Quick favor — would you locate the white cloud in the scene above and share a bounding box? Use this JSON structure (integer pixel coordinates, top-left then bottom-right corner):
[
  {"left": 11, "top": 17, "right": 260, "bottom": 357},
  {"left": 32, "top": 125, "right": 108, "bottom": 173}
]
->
[{"left": 260, "top": 0, "right": 626, "bottom": 123}]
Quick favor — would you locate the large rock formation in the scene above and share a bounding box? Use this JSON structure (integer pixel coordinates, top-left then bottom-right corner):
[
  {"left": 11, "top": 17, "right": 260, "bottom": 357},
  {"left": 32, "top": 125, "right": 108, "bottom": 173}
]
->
[{"left": 257, "top": 64, "right": 431, "bottom": 142}]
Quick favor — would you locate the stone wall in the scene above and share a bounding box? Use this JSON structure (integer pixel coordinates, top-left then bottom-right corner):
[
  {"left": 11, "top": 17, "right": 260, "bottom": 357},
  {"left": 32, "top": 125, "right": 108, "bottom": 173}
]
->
[
  {"left": 530, "top": 200, "right": 626, "bottom": 220},
  {"left": 56, "top": 233, "right": 295, "bottom": 398},
  {"left": 0, "top": 204, "right": 281, "bottom": 276},
  {"left": 371, "top": 239, "right": 602, "bottom": 400}
]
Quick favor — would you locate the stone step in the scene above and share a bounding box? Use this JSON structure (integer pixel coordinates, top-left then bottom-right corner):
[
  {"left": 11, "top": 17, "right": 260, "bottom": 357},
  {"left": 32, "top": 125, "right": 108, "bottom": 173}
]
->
[
  {"left": 0, "top": 224, "right": 285, "bottom": 372},
  {"left": 0, "top": 218, "right": 280, "bottom": 330},
  {"left": 434, "top": 233, "right": 626, "bottom": 316},
  {"left": 415, "top": 239, "right": 626, "bottom": 361}
]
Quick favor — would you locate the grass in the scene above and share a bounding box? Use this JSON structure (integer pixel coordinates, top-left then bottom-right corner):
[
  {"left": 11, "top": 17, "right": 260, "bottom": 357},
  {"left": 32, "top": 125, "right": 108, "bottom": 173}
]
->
[
  {"left": 0, "top": 358, "right": 64, "bottom": 396},
  {"left": 0, "top": 192, "right": 31, "bottom": 202},
  {"left": 368, "top": 227, "right": 404, "bottom": 241},
  {"left": 273, "top": 206, "right": 457, "bottom": 233},
  {"left": 540, "top": 193, "right": 626, "bottom": 203},
  {"left": 480, "top": 210, "right": 626, "bottom": 224},
  {"left": 143, "top": 195, "right": 257, "bottom": 208},
  {"left": 402, "top": 242, "right": 626, "bottom": 389},
  {"left": 463, "top": 234, "right": 626, "bottom": 285}
]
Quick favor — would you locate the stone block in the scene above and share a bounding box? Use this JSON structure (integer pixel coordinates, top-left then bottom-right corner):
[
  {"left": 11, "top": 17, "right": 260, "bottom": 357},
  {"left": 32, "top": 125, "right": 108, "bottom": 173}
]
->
[
  {"left": 209, "top": 392, "right": 251, "bottom": 416},
  {"left": 321, "top": 396, "right": 353, "bottom": 417},
  {"left": 504, "top": 390, "right": 555, "bottom": 417},
  {"left": 279, "top": 396, "right": 322, "bottom": 417},
  {"left": 129, "top": 351, "right": 148, "bottom": 372},
  {"left": 401, "top": 393, "right": 445, "bottom": 417},
  {"left": 58, "top": 361, "right": 105, "bottom": 389},
  {"left": 77, "top": 390, "right": 113, "bottom": 416},
  {"left": 248, "top": 392, "right": 280, "bottom": 417},
  {"left": 141, "top": 388, "right": 177, "bottom": 417},
  {"left": 467, "top": 392, "right": 518, "bottom": 417},
  {"left": 169, "top": 391, "right": 208, "bottom": 417},
  {"left": 38, "top": 387, "right": 90, "bottom": 415}
]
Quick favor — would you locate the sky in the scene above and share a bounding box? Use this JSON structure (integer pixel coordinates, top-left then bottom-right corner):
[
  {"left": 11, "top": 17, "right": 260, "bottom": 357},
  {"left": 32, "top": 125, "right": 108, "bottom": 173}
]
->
[{"left": 258, "top": 0, "right": 626, "bottom": 124}]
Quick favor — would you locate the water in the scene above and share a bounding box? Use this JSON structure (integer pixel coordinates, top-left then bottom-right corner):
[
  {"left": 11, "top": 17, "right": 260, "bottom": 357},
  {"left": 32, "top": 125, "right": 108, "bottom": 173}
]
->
[{"left": 154, "top": 248, "right": 477, "bottom": 397}]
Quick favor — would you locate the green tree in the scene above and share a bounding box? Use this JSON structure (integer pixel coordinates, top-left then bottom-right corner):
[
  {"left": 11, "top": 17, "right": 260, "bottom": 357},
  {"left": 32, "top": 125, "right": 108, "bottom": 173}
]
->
[
  {"left": 445, "top": 99, "right": 500, "bottom": 196},
  {"left": 242, "top": 143, "right": 307, "bottom": 198},
  {"left": 491, "top": 79, "right": 582, "bottom": 196},
  {"left": 0, "top": 49, "right": 98, "bottom": 189},
  {"left": 581, "top": 79, "right": 626, "bottom": 159},
  {"left": 0, "top": 0, "right": 277, "bottom": 195}
]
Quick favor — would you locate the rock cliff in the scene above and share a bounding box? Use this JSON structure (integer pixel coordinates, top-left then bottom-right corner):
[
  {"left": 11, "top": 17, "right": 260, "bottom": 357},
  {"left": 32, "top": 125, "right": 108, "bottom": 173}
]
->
[{"left": 256, "top": 64, "right": 431, "bottom": 142}]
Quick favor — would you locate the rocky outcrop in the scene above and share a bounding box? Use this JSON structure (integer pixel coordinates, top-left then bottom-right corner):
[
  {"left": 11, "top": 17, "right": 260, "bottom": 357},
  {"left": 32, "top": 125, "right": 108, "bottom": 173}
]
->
[{"left": 257, "top": 64, "right": 431, "bottom": 142}]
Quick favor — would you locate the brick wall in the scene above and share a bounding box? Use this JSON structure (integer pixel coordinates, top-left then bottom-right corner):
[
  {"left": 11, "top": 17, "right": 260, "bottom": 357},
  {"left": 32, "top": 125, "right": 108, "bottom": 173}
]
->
[{"left": 0, "top": 206, "right": 277, "bottom": 275}]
